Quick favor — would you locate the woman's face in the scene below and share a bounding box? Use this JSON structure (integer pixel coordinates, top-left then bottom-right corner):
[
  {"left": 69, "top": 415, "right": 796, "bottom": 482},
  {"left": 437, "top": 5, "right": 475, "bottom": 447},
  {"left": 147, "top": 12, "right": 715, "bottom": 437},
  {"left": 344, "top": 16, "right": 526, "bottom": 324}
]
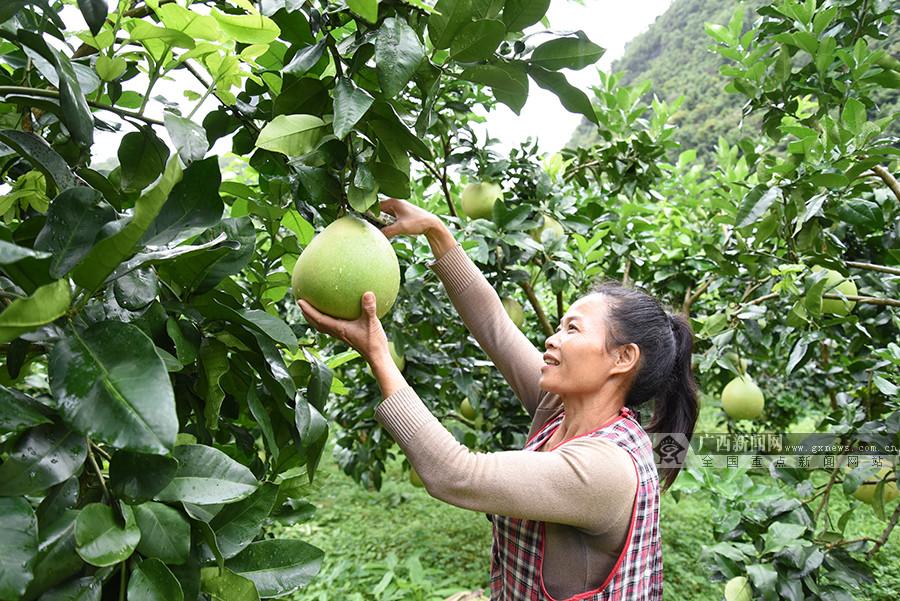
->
[{"left": 539, "top": 294, "right": 636, "bottom": 396}]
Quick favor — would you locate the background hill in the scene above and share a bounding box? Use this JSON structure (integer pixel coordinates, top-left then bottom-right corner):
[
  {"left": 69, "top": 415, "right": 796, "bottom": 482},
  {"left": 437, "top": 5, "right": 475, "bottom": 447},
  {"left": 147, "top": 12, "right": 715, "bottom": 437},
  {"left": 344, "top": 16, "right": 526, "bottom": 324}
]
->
[{"left": 568, "top": 0, "right": 900, "bottom": 155}]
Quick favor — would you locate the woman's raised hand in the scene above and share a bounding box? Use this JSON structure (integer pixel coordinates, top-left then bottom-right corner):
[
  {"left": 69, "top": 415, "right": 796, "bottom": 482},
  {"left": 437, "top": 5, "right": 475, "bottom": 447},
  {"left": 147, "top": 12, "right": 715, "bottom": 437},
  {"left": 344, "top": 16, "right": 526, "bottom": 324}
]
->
[{"left": 379, "top": 197, "right": 440, "bottom": 239}]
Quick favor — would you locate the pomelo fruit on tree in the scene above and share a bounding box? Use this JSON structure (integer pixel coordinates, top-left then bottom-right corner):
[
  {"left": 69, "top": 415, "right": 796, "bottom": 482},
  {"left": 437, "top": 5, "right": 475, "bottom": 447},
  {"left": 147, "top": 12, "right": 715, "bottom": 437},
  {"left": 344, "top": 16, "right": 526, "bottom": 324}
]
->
[
  {"left": 852, "top": 467, "right": 899, "bottom": 506},
  {"left": 502, "top": 297, "right": 525, "bottom": 329},
  {"left": 292, "top": 215, "right": 400, "bottom": 320},
  {"left": 531, "top": 215, "right": 565, "bottom": 243},
  {"left": 811, "top": 266, "right": 857, "bottom": 316},
  {"left": 460, "top": 398, "right": 477, "bottom": 420},
  {"left": 461, "top": 181, "right": 502, "bottom": 220},
  {"left": 721, "top": 375, "right": 765, "bottom": 420},
  {"left": 723, "top": 576, "right": 751, "bottom": 601},
  {"left": 409, "top": 467, "right": 424, "bottom": 488}
]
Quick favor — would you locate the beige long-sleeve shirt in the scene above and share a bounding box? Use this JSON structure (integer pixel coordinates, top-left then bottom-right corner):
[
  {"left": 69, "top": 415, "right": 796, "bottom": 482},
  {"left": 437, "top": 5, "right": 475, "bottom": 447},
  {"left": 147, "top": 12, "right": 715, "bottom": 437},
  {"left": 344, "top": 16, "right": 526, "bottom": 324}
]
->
[{"left": 375, "top": 243, "right": 638, "bottom": 599}]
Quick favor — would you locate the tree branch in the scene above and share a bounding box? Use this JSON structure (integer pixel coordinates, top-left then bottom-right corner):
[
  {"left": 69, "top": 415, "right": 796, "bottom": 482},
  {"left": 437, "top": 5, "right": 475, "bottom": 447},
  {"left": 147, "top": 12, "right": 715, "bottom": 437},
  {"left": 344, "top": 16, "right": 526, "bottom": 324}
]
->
[
  {"left": 682, "top": 276, "right": 712, "bottom": 316},
  {"left": 846, "top": 261, "right": 900, "bottom": 276},
  {"left": 823, "top": 293, "right": 900, "bottom": 308},
  {"left": 872, "top": 165, "right": 900, "bottom": 203},
  {"left": 0, "top": 86, "right": 163, "bottom": 126},
  {"left": 866, "top": 501, "right": 900, "bottom": 560},
  {"left": 520, "top": 280, "right": 553, "bottom": 337}
]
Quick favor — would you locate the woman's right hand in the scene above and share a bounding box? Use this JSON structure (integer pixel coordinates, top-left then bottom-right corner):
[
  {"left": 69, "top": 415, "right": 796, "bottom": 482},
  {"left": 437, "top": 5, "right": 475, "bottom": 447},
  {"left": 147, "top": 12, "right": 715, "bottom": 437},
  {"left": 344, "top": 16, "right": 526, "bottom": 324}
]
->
[{"left": 379, "top": 197, "right": 440, "bottom": 239}]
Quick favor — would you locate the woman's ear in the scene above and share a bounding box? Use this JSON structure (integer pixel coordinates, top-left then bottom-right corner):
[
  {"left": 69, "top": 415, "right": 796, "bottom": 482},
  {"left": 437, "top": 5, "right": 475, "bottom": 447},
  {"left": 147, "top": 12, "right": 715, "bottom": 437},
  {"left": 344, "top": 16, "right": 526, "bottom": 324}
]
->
[{"left": 612, "top": 343, "right": 640, "bottom": 375}]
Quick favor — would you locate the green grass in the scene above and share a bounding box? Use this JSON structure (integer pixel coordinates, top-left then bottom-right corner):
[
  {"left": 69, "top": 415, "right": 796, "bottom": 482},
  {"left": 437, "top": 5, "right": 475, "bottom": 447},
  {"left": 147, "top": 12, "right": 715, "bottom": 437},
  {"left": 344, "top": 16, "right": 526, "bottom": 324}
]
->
[{"left": 271, "top": 436, "right": 899, "bottom": 600}]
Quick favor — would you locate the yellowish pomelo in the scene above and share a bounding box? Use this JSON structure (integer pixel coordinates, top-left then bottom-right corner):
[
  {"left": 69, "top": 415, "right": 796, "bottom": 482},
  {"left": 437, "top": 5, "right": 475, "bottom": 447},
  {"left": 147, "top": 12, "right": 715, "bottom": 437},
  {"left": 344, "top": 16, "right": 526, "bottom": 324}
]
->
[
  {"left": 461, "top": 182, "right": 502, "bottom": 220},
  {"left": 721, "top": 376, "right": 765, "bottom": 420}
]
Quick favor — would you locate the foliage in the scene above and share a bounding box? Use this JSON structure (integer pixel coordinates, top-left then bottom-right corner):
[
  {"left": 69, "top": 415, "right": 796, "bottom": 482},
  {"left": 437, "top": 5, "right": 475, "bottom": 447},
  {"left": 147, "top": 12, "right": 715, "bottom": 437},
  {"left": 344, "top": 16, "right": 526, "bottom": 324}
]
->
[{"left": 0, "top": 0, "right": 602, "bottom": 598}]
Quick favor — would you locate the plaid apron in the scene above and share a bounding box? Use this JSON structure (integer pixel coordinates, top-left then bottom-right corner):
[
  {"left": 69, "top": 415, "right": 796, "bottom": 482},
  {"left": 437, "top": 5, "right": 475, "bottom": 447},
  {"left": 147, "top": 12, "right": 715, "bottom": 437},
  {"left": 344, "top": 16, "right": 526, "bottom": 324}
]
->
[{"left": 489, "top": 406, "right": 663, "bottom": 600}]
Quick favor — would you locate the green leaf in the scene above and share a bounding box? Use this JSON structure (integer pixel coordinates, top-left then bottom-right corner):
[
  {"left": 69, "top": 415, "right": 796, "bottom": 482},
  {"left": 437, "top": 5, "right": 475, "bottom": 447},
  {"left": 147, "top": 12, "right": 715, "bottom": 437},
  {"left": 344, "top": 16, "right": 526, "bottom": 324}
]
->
[
  {"left": 118, "top": 129, "right": 171, "bottom": 193},
  {"left": 0, "top": 497, "right": 38, "bottom": 599},
  {"left": 0, "top": 279, "right": 71, "bottom": 344},
  {"left": 133, "top": 502, "right": 191, "bottom": 565},
  {"left": 211, "top": 9, "right": 280, "bottom": 44},
  {"left": 371, "top": 161, "right": 410, "bottom": 198},
  {"left": 164, "top": 112, "right": 210, "bottom": 165},
  {"left": 48, "top": 45, "right": 94, "bottom": 148},
  {"left": 246, "top": 387, "right": 278, "bottom": 464},
  {"left": 526, "top": 65, "right": 597, "bottom": 124},
  {"left": 95, "top": 55, "right": 127, "bottom": 81},
  {"left": 375, "top": 17, "right": 425, "bottom": 98},
  {"left": 841, "top": 98, "right": 866, "bottom": 134},
  {"left": 0, "top": 386, "right": 52, "bottom": 434},
  {"left": 34, "top": 187, "right": 115, "bottom": 278},
  {"left": 0, "top": 240, "right": 51, "bottom": 265},
  {"left": 793, "top": 193, "right": 827, "bottom": 235},
  {"left": 74, "top": 503, "right": 141, "bottom": 567},
  {"left": 762, "top": 522, "right": 807, "bottom": 555},
  {"left": 198, "top": 339, "right": 229, "bottom": 431},
  {"left": 113, "top": 268, "right": 159, "bottom": 310},
  {"left": 76, "top": 0, "right": 107, "bottom": 36},
  {"left": 502, "top": 0, "right": 550, "bottom": 31},
  {"left": 129, "top": 22, "right": 196, "bottom": 48},
  {"left": 23, "top": 510, "right": 82, "bottom": 599},
  {"left": 200, "top": 567, "right": 260, "bottom": 601},
  {"left": 0, "top": 130, "right": 77, "bottom": 194},
  {"left": 39, "top": 575, "right": 102, "bottom": 601},
  {"left": 255, "top": 114, "right": 326, "bottom": 157},
  {"left": 332, "top": 78, "right": 374, "bottom": 140},
  {"left": 348, "top": 0, "right": 379, "bottom": 23},
  {"left": 201, "top": 483, "right": 278, "bottom": 561},
  {"left": 143, "top": 156, "right": 224, "bottom": 246},
  {"left": 225, "top": 540, "right": 324, "bottom": 598},
  {"left": 155, "top": 444, "right": 258, "bottom": 505},
  {"left": 347, "top": 163, "right": 378, "bottom": 212},
  {"left": 449, "top": 19, "right": 505, "bottom": 62},
  {"left": 49, "top": 321, "right": 177, "bottom": 454},
  {"left": 460, "top": 63, "right": 529, "bottom": 114},
  {"left": 283, "top": 40, "right": 326, "bottom": 76},
  {"left": 127, "top": 558, "right": 183, "bottom": 601},
  {"left": 531, "top": 35, "right": 605, "bottom": 70},
  {"left": 736, "top": 185, "right": 781, "bottom": 228},
  {"left": 71, "top": 156, "right": 183, "bottom": 292},
  {"left": 109, "top": 451, "right": 177, "bottom": 504},
  {"left": 428, "top": 0, "right": 472, "bottom": 49},
  {"left": 0, "top": 423, "right": 87, "bottom": 496}
]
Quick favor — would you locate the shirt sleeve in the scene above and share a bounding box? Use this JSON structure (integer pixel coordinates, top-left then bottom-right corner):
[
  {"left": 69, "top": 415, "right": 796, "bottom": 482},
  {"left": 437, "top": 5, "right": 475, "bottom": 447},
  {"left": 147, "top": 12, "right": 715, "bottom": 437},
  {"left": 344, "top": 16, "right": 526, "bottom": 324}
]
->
[
  {"left": 376, "top": 386, "right": 638, "bottom": 535},
  {"left": 428, "top": 243, "right": 546, "bottom": 416}
]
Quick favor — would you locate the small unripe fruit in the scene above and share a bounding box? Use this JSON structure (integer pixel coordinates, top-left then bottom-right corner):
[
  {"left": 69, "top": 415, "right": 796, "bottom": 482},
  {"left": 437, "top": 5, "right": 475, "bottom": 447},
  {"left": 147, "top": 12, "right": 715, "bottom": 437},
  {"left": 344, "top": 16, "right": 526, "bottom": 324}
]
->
[
  {"left": 721, "top": 376, "right": 765, "bottom": 420},
  {"left": 460, "top": 398, "right": 477, "bottom": 420},
  {"left": 409, "top": 467, "right": 424, "bottom": 488},
  {"left": 502, "top": 297, "right": 524, "bottom": 329},
  {"left": 461, "top": 182, "right": 502, "bottom": 220},
  {"left": 811, "top": 266, "right": 857, "bottom": 316},
  {"left": 724, "top": 576, "right": 751, "bottom": 601},
  {"left": 530, "top": 215, "right": 564, "bottom": 243}
]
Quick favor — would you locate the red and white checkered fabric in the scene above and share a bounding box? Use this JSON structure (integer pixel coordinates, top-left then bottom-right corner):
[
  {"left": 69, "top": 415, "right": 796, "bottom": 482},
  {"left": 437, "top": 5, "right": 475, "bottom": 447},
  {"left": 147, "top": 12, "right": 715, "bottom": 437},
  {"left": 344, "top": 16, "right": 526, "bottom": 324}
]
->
[{"left": 489, "top": 406, "right": 663, "bottom": 600}]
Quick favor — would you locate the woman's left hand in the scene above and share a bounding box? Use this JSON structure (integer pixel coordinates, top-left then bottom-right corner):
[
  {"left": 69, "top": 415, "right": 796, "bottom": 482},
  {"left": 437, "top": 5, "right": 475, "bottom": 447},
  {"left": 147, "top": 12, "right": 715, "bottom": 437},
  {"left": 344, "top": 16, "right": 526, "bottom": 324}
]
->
[{"left": 297, "top": 291, "right": 389, "bottom": 364}]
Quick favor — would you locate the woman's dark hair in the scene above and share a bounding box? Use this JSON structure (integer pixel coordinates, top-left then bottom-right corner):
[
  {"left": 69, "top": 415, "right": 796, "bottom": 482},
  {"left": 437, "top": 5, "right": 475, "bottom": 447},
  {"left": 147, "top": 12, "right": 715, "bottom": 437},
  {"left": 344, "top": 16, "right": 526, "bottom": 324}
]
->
[{"left": 589, "top": 280, "right": 699, "bottom": 493}]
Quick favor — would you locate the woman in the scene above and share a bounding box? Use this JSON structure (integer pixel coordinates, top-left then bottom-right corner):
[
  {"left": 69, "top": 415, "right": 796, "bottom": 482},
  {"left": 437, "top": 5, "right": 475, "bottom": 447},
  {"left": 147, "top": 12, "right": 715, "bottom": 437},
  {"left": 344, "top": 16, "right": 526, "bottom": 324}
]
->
[{"left": 298, "top": 198, "right": 699, "bottom": 600}]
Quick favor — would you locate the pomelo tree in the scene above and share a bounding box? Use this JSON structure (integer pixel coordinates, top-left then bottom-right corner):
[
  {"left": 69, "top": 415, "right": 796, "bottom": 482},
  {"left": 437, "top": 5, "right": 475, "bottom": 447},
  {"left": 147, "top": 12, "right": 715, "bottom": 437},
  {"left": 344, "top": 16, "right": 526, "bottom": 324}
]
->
[{"left": 0, "top": 0, "right": 606, "bottom": 599}]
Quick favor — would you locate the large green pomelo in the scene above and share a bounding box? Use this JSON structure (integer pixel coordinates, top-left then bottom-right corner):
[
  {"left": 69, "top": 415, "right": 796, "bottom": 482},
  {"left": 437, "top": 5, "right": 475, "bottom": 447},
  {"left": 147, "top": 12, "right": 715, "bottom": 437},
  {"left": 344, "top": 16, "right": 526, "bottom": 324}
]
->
[
  {"left": 851, "top": 467, "right": 899, "bottom": 506},
  {"left": 812, "top": 266, "right": 857, "bottom": 316},
  {"left": 291, "top": 216, "right": 400, "bottom": 320},
  {"left": 530, "top": 215, "right": 565, "bottom": 243},
  {"left": 721, "top": 375, "right": 764, "bottom": 420},
  {"left": 461, "top": 182, "right": 502, "bottom": 220},
  {"left": 724, "top": 576, "right": 751, "bottom": 601}
]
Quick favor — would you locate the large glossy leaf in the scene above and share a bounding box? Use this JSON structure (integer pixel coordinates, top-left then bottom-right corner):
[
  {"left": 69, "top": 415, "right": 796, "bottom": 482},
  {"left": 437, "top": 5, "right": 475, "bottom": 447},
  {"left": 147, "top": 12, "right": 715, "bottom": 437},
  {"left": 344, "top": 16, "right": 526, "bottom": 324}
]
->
[
  {"left": 225, "top": 540, "right": 323, "bottom": 598},
  {"left": 74, "top": 503, "right": 141, "bottom": 567},
  {"left": 110, "top": 234, "right": 232, "bottom": 281},
  {"left": 0, "top": 497, "right": 38, "bottom": 600},
  {"left": 200, "top": 483, "right": 278, "bottom": 562},
  {"left": 200, "top": 567, "right": 260, "bottom": 601},
  {"left": 198, "top": 339, "right": 229, "bottom": 431},
  {"left": 0, "top": 130, "right": 76, "bottom": 194},
  {"left": 142, "top": 156, "right": 224, "bottom": 247},
  {"left": 283, "top": 39, "right": 326, "bottom": 76},
  {"left": 255, "top": 115, "right": 326, "bottom": 157},
  {"left": 502, "top": 0, "right": 550, "bottom": 31},
  {"left": 375, "top": 17, "right": 425, "bottom": 98},
  {"left": 0, "top": 423, "right": 86, "bottom": 497},
  {"left": 211, "top": 9, "right": 280, "bottom": 44},
  {"left": 0, "top": 385, "right": 52, "bottom": 434},
  {"left": 0, "top": 278, "right": 70, "bottom": 344},
  {"left": 449, "top": 19, "right": 505, "bottom": 62},
  {"left": 460, "top": 63, "right": 529, "bottom": 114},
  {"left": 109, "top": 451, "right": 177, "bottom": 504},
  {"left": 48, "top": 45, "right": 93, "bottom": 148},
  {"left": 527, "top": 65, "right": 597, "bottom": 124},
  {"left": 530, "top": 35, "right": 605, "bottom": 70},
  {"left": 0, "top": 240, "right": 50, "bottom": 265},
  {"left": 736, "top": 185, "right": 782, "bottom": 228},
  {"left": 23, "top": 510, "right": 83, "bottom": 599},
  {"left": 39, "top": 576, "right": 102, "bottom": 601},
  {"left": 118, "top": 129, "right": 171, "bottom": 193},
  {"left": 128, "top": 558, "right": 183, "bottom": 601},
  {"left": 347, "top": 0, "right": 378, "bottom": 23},
  {"left": 159, "top": 217, "right": 255, "bottom": 294},
  {"left": 34, "top": 187, "right": 116, "bottom": 278},
  {"left": 155, "top": 445, "right": 258, "bottom": 504},
  {"left": 71, "top": 157, "right": 183, "bottom": 292},
  {"left": 113, "top": 268, "right": 159, "bottom": 310},
  {"left": 36, "top": 478, "right": 80, "bottom": 530},
  {"left": 49, "top": 321, "right": 177, "bottom": 454},
  {"left": 133, "top": 503, "right": 190, "bottom": 565},
  {"left": 164, "top": 112, "right": 209, "bottom": 165},
  {"left": 76, "top": 0, "right": 107, "bottom": 36},
  {"left": 428, "top": 0, "right": 472, "bottom": 49},
  {"left": 332, "top": 78, "right": 374, "bottom": 140}
]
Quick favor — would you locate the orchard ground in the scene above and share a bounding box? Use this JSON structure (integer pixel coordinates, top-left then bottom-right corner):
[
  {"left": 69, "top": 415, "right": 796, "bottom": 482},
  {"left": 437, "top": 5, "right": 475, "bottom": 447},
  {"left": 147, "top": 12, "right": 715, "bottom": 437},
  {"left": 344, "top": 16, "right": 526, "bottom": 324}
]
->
[{"left": 271, "top": 399, "right": 900, "bottom": 600}]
